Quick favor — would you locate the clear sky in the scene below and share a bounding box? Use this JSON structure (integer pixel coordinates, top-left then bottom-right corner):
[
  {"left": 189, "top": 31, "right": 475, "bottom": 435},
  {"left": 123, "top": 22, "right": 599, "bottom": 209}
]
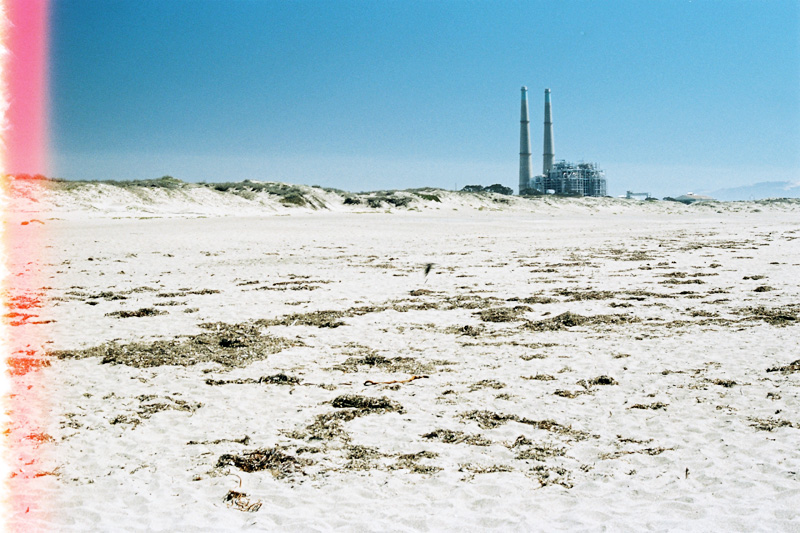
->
[{"left": 49, "top": 0, "right": 800, "bottom": 197}]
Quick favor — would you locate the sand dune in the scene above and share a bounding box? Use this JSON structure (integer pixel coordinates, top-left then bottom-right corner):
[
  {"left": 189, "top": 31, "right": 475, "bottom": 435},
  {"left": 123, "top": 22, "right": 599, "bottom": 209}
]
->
[{"left": 5, "top": 178, "right": 800, "bottom": 531}]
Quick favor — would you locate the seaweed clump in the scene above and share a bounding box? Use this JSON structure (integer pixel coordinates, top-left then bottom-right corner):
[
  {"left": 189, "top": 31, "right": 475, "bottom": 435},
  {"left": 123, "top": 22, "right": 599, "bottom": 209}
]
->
[
  {"left": 738, "top": 305, "right": 800, "bottom": 326},
  {"left": 525, "top": 311, "right": 637, "bottom": 331},
  {"left": 217, "top": 447, "right": 309, "bottom": 478},
  {"left": 105, "top": 307, "right": 166, "bottom": 318},
  {"left": 459, "top": 410, "right": 591, "bottom": 438},
  {"left": 330, "top": 394, "right": 403, "bottom": 412},
  {"left": 767, "top": 359, "right": 800, "bottom": 373},
  {"left": 50, "top": 321, "right": 299, "bottom": 368},
  {"left": 478, "top": 306, "right": 530, "bottom": 323},
  {"left": 288, "top": 395, "right": 404, "bottom": 443},
  {"left": 421, "top": 429, "right": 491, "bottom": 446},
  {"left": 205, "top": 373, "right": 301, "bottom": 386}
]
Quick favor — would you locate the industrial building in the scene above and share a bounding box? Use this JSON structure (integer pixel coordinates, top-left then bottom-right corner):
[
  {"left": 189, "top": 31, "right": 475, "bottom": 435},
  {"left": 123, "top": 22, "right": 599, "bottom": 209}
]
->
[{"left": 518, "top": 87, "right": 607, "bottom": 197}]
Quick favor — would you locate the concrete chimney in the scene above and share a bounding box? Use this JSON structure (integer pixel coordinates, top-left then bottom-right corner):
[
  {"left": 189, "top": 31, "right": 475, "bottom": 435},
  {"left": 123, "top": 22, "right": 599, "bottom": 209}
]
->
[
  {"left": 543, "top": 88, "right": 554, "bottom": 175},
  {"left": 519, "top": 86, "right": 532, "bottom": 194}
]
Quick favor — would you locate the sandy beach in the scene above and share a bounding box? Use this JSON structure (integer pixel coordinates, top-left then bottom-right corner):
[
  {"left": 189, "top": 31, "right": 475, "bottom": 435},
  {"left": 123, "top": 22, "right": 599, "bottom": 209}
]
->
[{"left": 5, "top": 181, "right": 800, "bottom": 531}]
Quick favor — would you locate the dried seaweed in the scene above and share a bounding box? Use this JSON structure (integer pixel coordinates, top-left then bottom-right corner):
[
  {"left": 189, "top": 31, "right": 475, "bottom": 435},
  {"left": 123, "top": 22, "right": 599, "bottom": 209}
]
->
[
  {"left": 217, "top": 447, "right": 309, "bottom": 478},
  {"left": 522, "top": 374, "right": 555, "bottom": 381},
  {"left": 599, "top": 447, "right": 673, "bottom": 460},
  {"left": 333, "top": 353, "right": 433, "bottom": 374},
  {"left": 110, "top": 396, "right": 201, "bottom": 427},
  {"left": 736, "top": 305, "right": 800, "bottom": 326},
  {"left": 459, "top": 410, "right": 590, "bottom": 438},
  {"left": 514, "top": 442, "right": 566, "bottom": 461},
  {"left": 421, "top": 429, "right": 491, "bottom": 446},
  {"left": 205, "top": 374, "right": 301, "bottom": 386},
  {"left": 630, "top": 402, "right": 668, "bottom": 410},
  {"left": 330, "top": 394, "right": 404, "bottom": 412},
  {"left": 105, "top": 307, "right": 167, "bottom": 318},
  {"left": 589, "top": 375, "right": 618, "bottom": 386},
  {"left": 261, "top": 310, "right": 348, "bottom": 328},
  {"left": 469, "top": 379, "right": 506, "bottom": 391},
  {"left": 50, "top": 321, "right": 299, "bottom": 368},
  {"left": 389, "top": 451, "right": 441, "bottom": 474},
  {"left": 767, "top": 359, "right": 800, "bottom": 373},
  {"left": 507, "top": 295, "right": 557, "bottom": 305},
  {"left": 749, "top": 418, "right": 798, "bottom": 431},
  {"left": 445, "top": 324, "right": 484, "bottom": 337},
  {"left": 478, "top": 306, "right": 530, "bottom": 323},
  {"left": 527, "top": 465, "right": 573, "bottom": 488},
  {"left": 187, "top": 436, "right": 250, "bottom": 446},
  {"left": 552, "top": 289, "right": 617, "bottom": 301},
  {"left": 524, "top": 311, "right": 638, "bottom": 331}
]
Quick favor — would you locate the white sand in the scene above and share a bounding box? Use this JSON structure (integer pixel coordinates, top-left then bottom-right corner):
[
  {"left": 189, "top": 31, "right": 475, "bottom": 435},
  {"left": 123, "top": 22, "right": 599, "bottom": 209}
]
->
[{"left": 5, "top": 181, "right": 800, "bottom": 531}]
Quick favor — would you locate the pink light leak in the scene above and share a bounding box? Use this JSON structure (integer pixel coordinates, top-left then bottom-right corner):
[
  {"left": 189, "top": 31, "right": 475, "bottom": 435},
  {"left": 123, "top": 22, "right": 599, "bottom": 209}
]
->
[
  {"left": 5, "top": 0, "right": 49, "bottom": 175},
  {"left": 2, "top": 1, "right": 52, "bottom": 529}
]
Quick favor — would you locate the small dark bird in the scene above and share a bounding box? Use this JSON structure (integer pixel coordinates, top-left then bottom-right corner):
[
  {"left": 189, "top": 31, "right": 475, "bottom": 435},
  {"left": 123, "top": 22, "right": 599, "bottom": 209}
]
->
[{"left": 423, "top": 263, "right": 434, "bottom": 277}]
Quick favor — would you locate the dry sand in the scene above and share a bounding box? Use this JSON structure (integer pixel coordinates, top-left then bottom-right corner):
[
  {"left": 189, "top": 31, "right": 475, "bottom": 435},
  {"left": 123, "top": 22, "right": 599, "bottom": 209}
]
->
[{"left": 5, "top": 181, "right": 800, "bottom": 531}]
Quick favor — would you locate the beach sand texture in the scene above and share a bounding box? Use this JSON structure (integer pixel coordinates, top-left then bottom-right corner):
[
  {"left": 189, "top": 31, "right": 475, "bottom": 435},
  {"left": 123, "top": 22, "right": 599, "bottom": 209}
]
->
[{"left": 5, "top": 182, "right": 800, "bottom": 531}]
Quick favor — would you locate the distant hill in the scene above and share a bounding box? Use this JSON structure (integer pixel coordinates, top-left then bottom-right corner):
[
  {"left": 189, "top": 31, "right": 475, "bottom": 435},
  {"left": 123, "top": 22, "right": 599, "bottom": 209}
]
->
[{"left": 706, "top": 181, "right": 800, "bottom": 201}]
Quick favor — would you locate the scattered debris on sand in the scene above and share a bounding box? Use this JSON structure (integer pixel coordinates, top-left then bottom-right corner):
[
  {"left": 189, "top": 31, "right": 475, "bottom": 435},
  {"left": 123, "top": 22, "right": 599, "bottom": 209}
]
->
[
  {"left": 767, "top": 359, "right": 800, "bottom": 373},
  {"left": 522, "top": 374, "right": 556, "bottom": 381},
  {"left": 110, "top": 395, "right": 202, "bottom": 427},
  {"left": 50, "top": 321, "right": 299, "bottom": 368},
  {"left": 389, "top": 451, "right": 441, "bottom": 474},
  {"left": 422, "top": 429, "right": 492, "bottom": 446},
  {"left": 478, "top": 306, "right": 530, "bottom": 322},
  {"left": 217, "top": 447, "right": 310, "bottom": 477},
  {"left": 589, "top": 375, "right": 618, "bottom": 386},
  {"left": 332, "top": 351, "right": 433, "bottom": 374},
  {"left": 469, "top": 379, "right": 506, "bottom": 391},
  {"left": 749, "top": 418, "right": 798, "bottom": 431},
  {"left": 330, "top": 394, "right": 404, "bottom": 413},
  {"left": 105, "top": 307, "right": 166, "bottom": 318},
  {"left": 459, "top": 410, "right": 591, "bottom": 439},
  {"left": 205, "top": 374, "right": 301, "bottom": 386},
  {"left": 737, "top": 304, "right": 800, "bottom": 326},
  {"left": 630, "top": 402, "right": 668, "bottom": 410},
  {"left": 524, "top": 311, "right": 638, "bottom": 331}
]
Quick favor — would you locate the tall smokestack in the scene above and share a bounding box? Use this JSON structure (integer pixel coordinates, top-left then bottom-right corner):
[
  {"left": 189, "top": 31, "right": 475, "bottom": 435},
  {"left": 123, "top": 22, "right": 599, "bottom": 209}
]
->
[
  {"left": 519, "top": 86, "right": 532, "bottom": 194},
  {"left": 543, "top": 88, "right": 554, "bottom": 175}
]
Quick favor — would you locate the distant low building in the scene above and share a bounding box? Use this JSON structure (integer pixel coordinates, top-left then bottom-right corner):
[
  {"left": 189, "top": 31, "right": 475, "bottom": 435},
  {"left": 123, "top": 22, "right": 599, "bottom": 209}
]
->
[{"left": 669, "top": 193, "right": 715, "bottom": 204}]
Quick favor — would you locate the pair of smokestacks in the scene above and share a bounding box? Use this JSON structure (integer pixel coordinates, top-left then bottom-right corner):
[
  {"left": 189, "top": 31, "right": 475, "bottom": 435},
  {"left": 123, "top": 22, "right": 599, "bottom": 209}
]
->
[{"left": 519, "top": 87, "right": 553, "bottom": 194}]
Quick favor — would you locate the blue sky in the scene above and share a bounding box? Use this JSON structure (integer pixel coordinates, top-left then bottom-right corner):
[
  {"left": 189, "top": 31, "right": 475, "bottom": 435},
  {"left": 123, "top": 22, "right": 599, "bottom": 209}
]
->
[{"left": 50, "top": 0, "right": 800, "bottom": 196}]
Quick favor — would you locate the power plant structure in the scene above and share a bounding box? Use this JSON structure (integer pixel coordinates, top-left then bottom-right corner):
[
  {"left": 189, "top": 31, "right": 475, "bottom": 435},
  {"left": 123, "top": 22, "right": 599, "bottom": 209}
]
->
[{"left": 518, "top": 87, "right": 607, "bottom": 197}]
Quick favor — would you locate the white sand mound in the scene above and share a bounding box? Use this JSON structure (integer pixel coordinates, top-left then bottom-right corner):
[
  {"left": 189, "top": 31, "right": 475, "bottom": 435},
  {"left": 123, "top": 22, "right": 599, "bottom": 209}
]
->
[
  {"left": 7, "top": 177, "right": 800, "bottom": 220},
  {"left": 5, "top": 179, "right": 800, "bottom": 531}
]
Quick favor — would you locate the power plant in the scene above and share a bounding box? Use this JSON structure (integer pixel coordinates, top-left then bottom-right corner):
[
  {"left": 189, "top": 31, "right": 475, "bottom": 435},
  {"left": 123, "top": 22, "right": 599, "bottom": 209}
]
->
[{"left": 518, "top": 87, "right": 607, "bottom": 197}]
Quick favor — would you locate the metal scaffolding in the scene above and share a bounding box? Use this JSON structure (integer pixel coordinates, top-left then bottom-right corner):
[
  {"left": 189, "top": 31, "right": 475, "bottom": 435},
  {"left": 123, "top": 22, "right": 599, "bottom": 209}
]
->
[{"left": 527, "top": 161, "right": 607, "bottom": 197}]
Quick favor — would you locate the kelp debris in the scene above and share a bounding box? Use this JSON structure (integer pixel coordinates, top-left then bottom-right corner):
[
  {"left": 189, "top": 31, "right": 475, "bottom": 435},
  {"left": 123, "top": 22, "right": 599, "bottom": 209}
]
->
[
  {"left": 330, "top": 394, "right": 404, "bottom": 413},
  {"left": 630, "top": 402, "right": 668, "bottom": 410},
  {"left": 217, "top": 447, "right": 310, "bottom": 478},
  {"left": 750, "top": 418, "right": 798, "bottom": 431},
  {"left": 205, "top": 374, "right": 301, "bottom": 386},
  {"left": 478, "top": 306, "right": 530, "bottom": 323},
  {"left": 524, "top": 311, "right": 638, "bottom": 331},
  {"left": 767, "top": 359, "right": 800, "bottom": 373},
  {"left": 469, "top": 379, "right": 506, "bottom": 391},
  {"left": 50, "top": 321, "right": 299, "bottom": 368},
  {"left": 421, "top": 429, "right": 491, "bottom": 446},
  {"left": 105, "top": 307, "right": 166, "bottom": 318},
  {"left": 459, "top": 410, "right": 590, "bottom": 438},
  {"left": 390, "top": 451, "right": 441, "bottom": 474}
]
